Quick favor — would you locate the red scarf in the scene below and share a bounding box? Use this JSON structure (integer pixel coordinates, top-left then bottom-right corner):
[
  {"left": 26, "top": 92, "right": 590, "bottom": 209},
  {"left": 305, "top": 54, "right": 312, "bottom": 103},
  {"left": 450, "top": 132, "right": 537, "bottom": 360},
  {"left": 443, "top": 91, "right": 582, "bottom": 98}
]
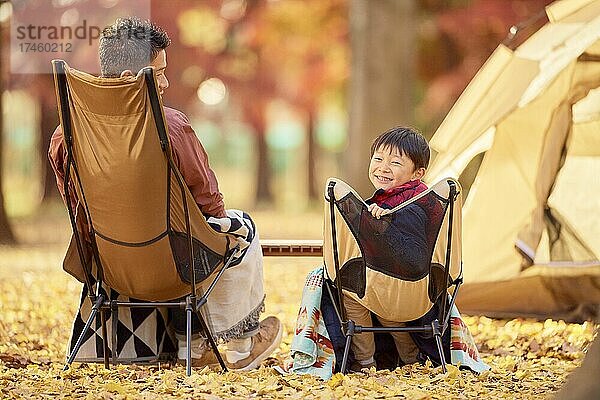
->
[{"left": 366, "top": 179, "right": 428, "bottom": 209}]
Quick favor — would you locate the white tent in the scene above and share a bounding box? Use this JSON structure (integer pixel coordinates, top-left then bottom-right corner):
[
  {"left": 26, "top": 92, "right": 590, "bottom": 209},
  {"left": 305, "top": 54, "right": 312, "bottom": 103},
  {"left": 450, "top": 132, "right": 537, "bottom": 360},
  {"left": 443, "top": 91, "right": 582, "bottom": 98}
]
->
[{"left": 427, "top": 0, "right": 600, "bottom": 320}]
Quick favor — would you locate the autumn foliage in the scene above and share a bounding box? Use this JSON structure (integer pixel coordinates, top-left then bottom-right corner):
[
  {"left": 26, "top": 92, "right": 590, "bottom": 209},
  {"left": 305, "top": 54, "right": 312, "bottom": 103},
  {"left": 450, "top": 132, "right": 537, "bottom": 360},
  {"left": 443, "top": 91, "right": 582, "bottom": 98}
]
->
[{"left": 0, "top": 214, "right": 597, "bottom": 399}]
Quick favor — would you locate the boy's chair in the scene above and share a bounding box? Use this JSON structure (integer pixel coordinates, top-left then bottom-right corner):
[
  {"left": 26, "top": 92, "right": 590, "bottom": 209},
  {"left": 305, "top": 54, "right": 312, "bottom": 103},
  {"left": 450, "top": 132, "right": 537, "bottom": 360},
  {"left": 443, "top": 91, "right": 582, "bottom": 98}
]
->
[
  {"left": 323, "top": 177, "right": 463, "bottom": 373},
  {"left": 52, "top": 60, "right": 241, "bottom": 376}
]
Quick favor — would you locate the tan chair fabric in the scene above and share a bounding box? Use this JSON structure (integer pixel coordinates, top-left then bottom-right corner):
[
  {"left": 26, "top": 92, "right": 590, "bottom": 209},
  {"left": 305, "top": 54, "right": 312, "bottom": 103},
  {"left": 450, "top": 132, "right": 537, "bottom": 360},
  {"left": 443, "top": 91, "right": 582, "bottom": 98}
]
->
[
  {"left": 323, "top": 177, "right": 462, "bottom": 322},
  {"left": 53, "top": 62, "right": 231, "bottom": 301}
]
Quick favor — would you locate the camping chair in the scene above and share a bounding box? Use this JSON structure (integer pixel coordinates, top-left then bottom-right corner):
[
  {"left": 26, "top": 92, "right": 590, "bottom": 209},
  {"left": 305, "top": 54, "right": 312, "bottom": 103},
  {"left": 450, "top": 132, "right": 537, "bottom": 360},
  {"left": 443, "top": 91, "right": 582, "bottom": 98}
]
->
[
  {"left": 322, "top": 177, "right": 463, "bottom": 373},
  {"left": 52, "top": 60, "right": 241, "bottom": 376}
]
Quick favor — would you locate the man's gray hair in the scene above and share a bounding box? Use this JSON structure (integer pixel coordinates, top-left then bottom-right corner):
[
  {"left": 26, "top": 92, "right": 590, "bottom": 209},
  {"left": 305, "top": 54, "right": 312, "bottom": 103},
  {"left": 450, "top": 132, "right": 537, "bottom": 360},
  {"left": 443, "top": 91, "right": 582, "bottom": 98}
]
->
[{"left": 99, "top": 17, "right": 170, "bottom": 77}]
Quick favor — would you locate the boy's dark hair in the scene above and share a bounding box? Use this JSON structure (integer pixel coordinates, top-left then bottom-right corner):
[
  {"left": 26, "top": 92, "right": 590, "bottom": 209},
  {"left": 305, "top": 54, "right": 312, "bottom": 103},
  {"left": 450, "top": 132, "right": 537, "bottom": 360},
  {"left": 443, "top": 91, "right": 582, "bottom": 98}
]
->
[
  {"left": 99, "top": 17, "right": 171, "bottom": 77},
  {"left": 370, "top": 126, "right": 430, "bottom": 170}
]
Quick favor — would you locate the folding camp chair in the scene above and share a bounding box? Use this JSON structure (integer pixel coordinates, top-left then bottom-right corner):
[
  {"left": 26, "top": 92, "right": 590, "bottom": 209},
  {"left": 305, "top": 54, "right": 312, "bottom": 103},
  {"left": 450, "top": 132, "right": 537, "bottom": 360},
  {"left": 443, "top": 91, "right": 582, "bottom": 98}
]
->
[
  {"left": 323, "top": 177, "right": 463, "bottom": 373},
  {"left": 52, "top": 60, "right": 241, "bottom": 376}
]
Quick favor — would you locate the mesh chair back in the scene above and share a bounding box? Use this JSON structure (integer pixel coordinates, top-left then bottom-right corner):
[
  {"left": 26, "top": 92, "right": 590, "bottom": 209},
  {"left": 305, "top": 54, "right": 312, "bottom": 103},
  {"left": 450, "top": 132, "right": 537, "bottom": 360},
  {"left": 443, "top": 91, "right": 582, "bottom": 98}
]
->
[
  {"left": 53, "top": 61, "right": 231, "bottom": 301},
  {"left": 323, "top": 178, "right": 462, "bottom": 322}
]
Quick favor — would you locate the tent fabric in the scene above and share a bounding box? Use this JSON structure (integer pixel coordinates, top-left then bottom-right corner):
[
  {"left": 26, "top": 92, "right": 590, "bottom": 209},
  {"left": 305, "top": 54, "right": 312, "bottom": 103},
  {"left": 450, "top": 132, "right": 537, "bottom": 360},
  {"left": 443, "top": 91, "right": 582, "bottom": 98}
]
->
[
  {"left": 53, "top": 63, "right": 231, "bottom": 301},
  {"left": 322, "top": 178, "right": 462, "bottom": 322},
  {"left": 426, "top": 0, "right": 600, "bottom": 320}
]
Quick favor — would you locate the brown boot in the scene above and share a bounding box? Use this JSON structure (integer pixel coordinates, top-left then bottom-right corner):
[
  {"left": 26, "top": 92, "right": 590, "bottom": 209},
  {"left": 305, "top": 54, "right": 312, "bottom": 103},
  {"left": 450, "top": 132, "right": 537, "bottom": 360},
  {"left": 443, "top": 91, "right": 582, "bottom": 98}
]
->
[
  {"left": 177, "top": 337, "right": 220, "bottom": 368},
  {"left": 225, "top": 316, "right": 283, "bottom": 371}
]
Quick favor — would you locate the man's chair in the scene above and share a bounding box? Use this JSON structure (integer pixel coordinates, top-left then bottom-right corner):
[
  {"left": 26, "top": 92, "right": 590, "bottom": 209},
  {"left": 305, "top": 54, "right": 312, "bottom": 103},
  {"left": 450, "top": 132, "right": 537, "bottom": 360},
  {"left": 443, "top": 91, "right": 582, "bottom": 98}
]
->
[
  {"left": 52, "top": 60, "right": 241, "bottom": 376},
  {"left": 322, "top": 177, "right": 463, "bottom": 373}
]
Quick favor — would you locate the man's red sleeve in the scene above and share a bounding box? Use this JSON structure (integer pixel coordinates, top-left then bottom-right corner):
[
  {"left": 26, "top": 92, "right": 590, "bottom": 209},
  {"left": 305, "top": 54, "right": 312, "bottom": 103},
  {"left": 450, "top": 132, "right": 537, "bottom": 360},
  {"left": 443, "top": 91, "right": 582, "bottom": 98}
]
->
[
  {"left": 167, "top": 109, "right": 226, "bottom": 218},
  {"left": 48, "top": 125, "right": 78, "bottom": 210}
]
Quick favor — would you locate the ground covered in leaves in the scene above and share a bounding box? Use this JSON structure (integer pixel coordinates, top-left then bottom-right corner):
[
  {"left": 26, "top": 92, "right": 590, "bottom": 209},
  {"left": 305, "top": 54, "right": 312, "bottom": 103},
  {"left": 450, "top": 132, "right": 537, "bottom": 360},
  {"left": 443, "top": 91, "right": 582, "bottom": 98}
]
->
[{"left": 0, "top": 210, "right": 597, "bottom": 399}]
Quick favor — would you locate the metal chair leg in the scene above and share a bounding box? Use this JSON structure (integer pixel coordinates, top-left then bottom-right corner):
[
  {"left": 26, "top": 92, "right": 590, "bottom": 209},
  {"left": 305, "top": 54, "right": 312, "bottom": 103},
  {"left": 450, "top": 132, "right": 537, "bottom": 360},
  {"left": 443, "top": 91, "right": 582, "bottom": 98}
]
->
[
  {"left": 100, "top": 308, "right": 110, "bottom": 369},
  {"left": 64, "top": 295, "right": 104, "bottom": 371},
  {"left": 340, "top": 319, "right": 356, "bottom": 374},
  {"left": 185, "top": 298, "right": 193, "bottom": 377},
  {"left": 432, "top": 319, "right": 447, "bottom": 373},
  {"left": 111, "top": 301, "right": 118, "bottom": 365}
]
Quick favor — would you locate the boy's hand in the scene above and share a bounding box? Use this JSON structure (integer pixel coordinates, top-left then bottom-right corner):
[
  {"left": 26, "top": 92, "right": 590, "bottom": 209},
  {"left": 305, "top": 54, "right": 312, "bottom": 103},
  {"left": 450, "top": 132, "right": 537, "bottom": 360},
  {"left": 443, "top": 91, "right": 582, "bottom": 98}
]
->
[{"left": 367, "top": 203, "right": 389, "bottom": 219}]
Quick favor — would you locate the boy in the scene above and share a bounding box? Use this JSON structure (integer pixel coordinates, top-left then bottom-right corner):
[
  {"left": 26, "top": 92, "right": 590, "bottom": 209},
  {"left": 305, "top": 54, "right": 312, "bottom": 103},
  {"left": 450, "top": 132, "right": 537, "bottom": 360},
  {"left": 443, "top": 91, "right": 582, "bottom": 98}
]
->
[{"left": 346, "top": 126, "right": 430, "bottom": 371}]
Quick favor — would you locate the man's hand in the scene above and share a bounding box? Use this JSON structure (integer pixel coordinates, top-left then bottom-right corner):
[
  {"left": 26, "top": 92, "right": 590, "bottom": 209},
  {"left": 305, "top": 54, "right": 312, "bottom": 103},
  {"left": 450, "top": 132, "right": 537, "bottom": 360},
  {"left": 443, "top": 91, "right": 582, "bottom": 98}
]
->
[{"left": 367, "top": 203, "right": 390, "bottom": 219}]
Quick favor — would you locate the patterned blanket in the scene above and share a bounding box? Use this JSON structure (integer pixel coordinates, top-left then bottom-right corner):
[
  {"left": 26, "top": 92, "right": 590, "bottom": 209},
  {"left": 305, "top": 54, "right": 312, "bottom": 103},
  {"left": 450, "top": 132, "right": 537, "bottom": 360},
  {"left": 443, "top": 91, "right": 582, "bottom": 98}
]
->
[
  {"left": 207, "top": 209, "right": 255, "bottom": 264},
  {"left": 449, "top": 305, "right": 489, "bottom": 373},
  {"left": 68, "top": 285, "right": 176, "bottom": 363},
  {"left": 287, "top": 267, "right": 336, "bottom": 380},
  {"left": 287, "top": 267, "right": 489, "bottom": 379}
]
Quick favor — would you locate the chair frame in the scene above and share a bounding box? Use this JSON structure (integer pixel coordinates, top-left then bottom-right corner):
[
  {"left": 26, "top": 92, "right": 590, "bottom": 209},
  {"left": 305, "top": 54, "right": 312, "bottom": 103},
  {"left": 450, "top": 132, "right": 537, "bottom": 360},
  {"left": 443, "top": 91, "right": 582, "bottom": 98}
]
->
[
  {"left": 325, "top": 179, "right": 463, "bottom": 374},
  {"left": 53, "top": 60, "right": 239, "bottom": 376}
]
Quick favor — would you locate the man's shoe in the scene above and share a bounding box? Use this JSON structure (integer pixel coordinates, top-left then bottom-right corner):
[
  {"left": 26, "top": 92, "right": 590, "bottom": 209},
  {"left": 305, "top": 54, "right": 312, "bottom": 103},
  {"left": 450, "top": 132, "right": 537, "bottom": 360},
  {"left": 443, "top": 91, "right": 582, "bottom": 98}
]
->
[
  {"left": 177, "top": 337, "right": 220, "bottom": 368},
  {"left": 225, "top": 316, "right": 283, "bottom": 371}
]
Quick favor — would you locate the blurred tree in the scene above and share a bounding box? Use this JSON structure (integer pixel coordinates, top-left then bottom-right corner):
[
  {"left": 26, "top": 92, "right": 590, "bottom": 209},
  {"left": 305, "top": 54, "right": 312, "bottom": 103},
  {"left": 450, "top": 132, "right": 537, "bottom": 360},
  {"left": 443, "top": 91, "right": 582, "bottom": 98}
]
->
[
  {"left": 12, "top": 74, "right": 61, "bottom": 206},
  {"left": 21, "top": 0, "right": 556, "bottom": 213},
  {"left": 417, "top": 0, "right": 553, "bottom": 132},
  {"left": 253, "top": 0, "right": 348, "bottom": 200},
  {"left": 416, "top": 0, "right": 553, "bottom": 194},
  {"left": 555, "top": 332, "right": 600, "bottom": 400},
  {"left": 153, "top": 0, "right": 277, "bottom": 203},
  {"left": 4, "top": 71, "right": 60, "bottom": 206},
  {"left": 0, "top": 4, "right": 16, "bottom": 243},
  {"left": 345, "top": 0, "right": 417, "bottom": 196},
  {"left": 339, "top": 0, "right": 555, "bottom": 194},
  {"left": 34, "top": 74, "right": 60, "bottom": 202},
  {"left": 153, "top": 0, "right": 348, "bottom": 204}
]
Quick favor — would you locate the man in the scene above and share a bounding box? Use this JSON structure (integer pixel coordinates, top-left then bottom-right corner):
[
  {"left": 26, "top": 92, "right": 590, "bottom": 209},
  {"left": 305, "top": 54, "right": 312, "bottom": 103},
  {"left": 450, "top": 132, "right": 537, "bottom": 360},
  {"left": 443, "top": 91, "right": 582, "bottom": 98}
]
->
[{"left": 49, "top": 17, "right": 282, "bottom": 371}]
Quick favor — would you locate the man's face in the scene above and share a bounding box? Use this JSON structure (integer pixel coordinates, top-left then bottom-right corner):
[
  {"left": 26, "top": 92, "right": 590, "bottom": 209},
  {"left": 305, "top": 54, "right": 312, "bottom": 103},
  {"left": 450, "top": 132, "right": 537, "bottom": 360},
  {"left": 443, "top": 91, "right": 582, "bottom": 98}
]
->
[{"left": 150, "top": 49, "right": 169, "bottom": 95}]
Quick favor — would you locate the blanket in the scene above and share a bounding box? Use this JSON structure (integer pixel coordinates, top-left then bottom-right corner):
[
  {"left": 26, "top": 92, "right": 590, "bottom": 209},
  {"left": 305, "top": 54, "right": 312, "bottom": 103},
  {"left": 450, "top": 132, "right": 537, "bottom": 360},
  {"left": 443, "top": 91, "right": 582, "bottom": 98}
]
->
[
  {"left": 207, "top": 209, "right": 255, "bottom": 265},
  {"left": 288, "top": 267, "right": 489, "bottom": 379},
  {"left": 287, "top": 267, "right": 336, "bottom": 380},
  {"left": 68, "top": 285, "right": 177, "bottom": 363},
  {"left": 449, "top": 304, "right": 489, "bottom": 373}
]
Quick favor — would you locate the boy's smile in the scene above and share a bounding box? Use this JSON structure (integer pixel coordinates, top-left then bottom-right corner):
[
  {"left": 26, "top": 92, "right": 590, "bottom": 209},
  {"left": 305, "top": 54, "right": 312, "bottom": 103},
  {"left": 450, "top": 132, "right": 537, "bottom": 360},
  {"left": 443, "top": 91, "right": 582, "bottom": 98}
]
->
[{"left": 368, "top": 146, "right": 424, "bottom": 191}]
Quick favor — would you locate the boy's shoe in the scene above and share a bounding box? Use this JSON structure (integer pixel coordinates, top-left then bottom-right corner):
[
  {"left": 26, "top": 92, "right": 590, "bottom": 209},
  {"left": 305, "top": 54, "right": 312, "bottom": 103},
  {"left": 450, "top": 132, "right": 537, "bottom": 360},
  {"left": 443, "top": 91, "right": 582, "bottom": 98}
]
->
[
  {"left": 177, "top": 337, "right": 220, "bottom": 368},
  {"left": 225, "top": 316, "right": 283, "bottom": 371},
  {"left": 349, "top": 360, "right": 377, "bottom": 373}
]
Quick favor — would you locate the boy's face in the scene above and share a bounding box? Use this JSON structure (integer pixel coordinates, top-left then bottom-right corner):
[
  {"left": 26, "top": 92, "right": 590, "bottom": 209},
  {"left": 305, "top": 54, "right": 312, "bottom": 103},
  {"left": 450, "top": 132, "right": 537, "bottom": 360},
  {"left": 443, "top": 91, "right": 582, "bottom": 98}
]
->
[{"left": 369, "top": 146, "right": 425, "bottom": 191}]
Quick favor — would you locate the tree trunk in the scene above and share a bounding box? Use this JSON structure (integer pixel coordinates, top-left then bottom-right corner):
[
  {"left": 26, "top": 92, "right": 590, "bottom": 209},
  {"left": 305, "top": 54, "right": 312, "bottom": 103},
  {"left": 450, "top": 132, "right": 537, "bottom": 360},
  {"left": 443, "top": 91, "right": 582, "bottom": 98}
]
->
[
  {"left": 245, "top": 99, "right": 273, "bottom": 204},
  {"left": 255, "top": 132, "right": 272, "bottom": 204},
  {"left": 346, "top": 0, "right": 417, "bottom": 196},
  {"left": 40, "top": 92, "right": 60, "bottom": 202},
  {"left": 307, "top": 108, "right": 318, "bottom": 201},
  {"left": 0, "top": 22, "right": 16, "bottom": 243}
]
